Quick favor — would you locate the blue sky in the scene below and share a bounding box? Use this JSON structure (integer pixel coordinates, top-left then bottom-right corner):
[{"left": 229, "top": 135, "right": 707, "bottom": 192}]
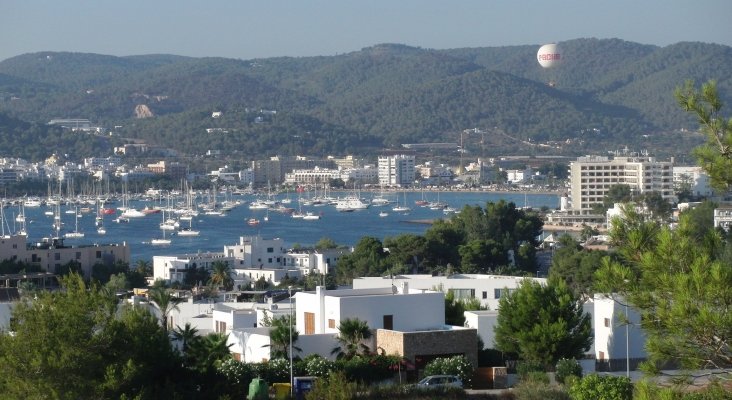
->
[{"left": 1, "top": 0, "right": 730, "bottom": 62}]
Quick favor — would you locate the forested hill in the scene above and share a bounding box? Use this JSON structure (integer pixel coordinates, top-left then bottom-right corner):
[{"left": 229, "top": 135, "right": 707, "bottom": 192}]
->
[{"left": 0, "top": 38, "right": 730, "bottom": 161}]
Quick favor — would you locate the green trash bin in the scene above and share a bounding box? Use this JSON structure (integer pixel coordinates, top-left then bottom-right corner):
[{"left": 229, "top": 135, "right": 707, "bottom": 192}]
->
[
  {"left": 272, "top": 383, "right": 291, "bottom": 400},
  {"left": 247, "top": 378, "right": 268, "bottom": 400}
]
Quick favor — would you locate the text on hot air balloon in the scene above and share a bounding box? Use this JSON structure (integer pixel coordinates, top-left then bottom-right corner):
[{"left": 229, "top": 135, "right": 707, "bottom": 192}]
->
[{"left": 538, "top": 53, "right": 561, "bottom": 61}]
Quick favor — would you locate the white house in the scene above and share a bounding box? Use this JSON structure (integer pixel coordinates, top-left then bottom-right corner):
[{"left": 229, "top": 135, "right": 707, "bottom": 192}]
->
[
  {"left": 229, "top": 285, "right": 479, "bottom": 369},
  {"left": 353, "top": 274, "right": 547, "bottom": 311},
  {"left": 593, "top": 294, "right": 646, "bottom": 371},
  {"left": 295, "top": 285, "right": 445, "bottom": 335},
  {"left": 673, "top": 166, "right": 712, "bottom": 197}
]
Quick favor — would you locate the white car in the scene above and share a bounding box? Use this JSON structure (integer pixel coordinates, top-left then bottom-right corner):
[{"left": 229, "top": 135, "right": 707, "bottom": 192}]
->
[{"left": 416, "top": 375, "right": 463, "bottom": 389}]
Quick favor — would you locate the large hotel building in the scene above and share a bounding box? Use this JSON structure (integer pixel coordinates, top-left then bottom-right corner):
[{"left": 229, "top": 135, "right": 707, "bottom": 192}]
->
[{"left": 569, "top": 155, "right": 674, "bottom": 214}]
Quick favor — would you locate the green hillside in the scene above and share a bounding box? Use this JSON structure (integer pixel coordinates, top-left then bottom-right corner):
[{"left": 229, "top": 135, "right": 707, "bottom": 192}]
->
[{"left": 0, "top": 38, "right": 729, "bottom": 161}]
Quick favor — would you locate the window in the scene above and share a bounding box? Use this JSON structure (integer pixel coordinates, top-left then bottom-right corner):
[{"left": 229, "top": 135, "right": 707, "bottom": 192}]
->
[
  {"left": 54, "top": 253, "right": 61, "bottom": 261},
  {"left": 96, "top": 250, "right": 101, "bottom": 258},
  {"left": 304, "top": 312, "right": 315, "bottom": 334},
  {"left": 449, "top": 288, "right": 475, "bottom": 300},
  {"left": 216, "top": 321, "right": 227, "bottom": 333},
  {"left": 599, "top": 351, "right": 605, "bottom": 361},
  {"left": 267, "top": 247, "right": 274, "bottom": 253},
  {"left": 383, "top": 315, "right": 393, "bottom": 330},
  {"left": 494, "top": 288, "right": 502, "bottom": 299},
  {"left": 604, "top": 318, "right": 610, "bottom": 327},
  {"left": 482, "top": 291, "right": 487, "bottom": 299},
  {"left": 75, "top": 252, "right": 81, "bottom": 260},
  {"left": 328, "top": 319, "right": 335, "bottom": 329}
]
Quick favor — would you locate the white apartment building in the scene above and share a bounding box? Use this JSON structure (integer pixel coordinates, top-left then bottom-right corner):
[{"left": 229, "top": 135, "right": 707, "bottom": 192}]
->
[
  {"left": 378, "top": 154, "right": 416, "bottom": 187},
  {"left": 0, "top": 234, "right": 130, "bottom": 278},
  {"left": 569, "top": 155, "right": 674, "bottom": 214},
  {"left": 153, "top": 252, "right": 236, "bottom": 283},
  {"left": 672, "top": 166, "right": 712, "bottom": 197},
  {"left": 353, "top": 274, "right": 547, "bottom": 311},
  {"left": 713, "top": 205, "right": 732, "bottom": 232},
  {"left": 153, "top": 236, "right": 349, "bottom": 285}
]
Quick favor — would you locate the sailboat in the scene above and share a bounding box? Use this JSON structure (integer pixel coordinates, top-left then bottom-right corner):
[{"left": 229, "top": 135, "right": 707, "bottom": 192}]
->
[
  {"left": 151, "top": 212, "right": 172, "bottom": 245},
  {"left": 392, "top": 190, "right": 411, "bottom": 213},
  {"left": 177, "top": 217, "right": 200, "bottom": 237},
  {"left": 96, "top": 199, "right": 107, "bottom": 235},
  {"left": 64, "top": 206, "right": 85, "bottom": 238}
]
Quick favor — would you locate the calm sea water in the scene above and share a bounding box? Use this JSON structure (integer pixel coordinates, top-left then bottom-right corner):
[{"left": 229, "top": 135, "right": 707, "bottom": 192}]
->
[{"left": 10, "top": 191, "right": 558, "bottom": 262}]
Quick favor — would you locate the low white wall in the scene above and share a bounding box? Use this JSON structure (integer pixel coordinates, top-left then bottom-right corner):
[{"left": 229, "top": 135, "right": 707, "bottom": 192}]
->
[{"left": 296, "top": 333, "right": 340, "bottom": 360}]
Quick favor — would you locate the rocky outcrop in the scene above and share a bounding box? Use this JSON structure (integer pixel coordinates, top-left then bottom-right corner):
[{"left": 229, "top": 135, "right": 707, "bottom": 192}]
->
[{"left": 134, "top": 104, "right": 154, "bottom": 119}]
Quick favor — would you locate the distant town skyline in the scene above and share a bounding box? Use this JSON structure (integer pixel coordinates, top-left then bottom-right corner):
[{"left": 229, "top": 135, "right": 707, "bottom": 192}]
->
[{"left": 1, "top": 0, "right": 731, "bottom": 62}]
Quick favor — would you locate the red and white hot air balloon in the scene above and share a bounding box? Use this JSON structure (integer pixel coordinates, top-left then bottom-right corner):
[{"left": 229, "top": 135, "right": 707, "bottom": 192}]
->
[{"left": 537, "top": 43, "right": 562, "bottom": 68}]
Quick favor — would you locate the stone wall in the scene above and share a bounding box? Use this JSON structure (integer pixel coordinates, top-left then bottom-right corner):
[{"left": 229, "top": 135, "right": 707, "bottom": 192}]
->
[{"left": 375, "top": 328, "right": 478, "bottom": 369}]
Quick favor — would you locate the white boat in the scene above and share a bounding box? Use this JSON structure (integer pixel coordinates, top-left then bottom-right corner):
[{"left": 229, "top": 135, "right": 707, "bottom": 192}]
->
[
  {"left": 392, "top": 190, "right": 411, "bottom": 212},
  {"left": 120, "top": 208, "right": 146, "bottom": 218},
  {"left": 177, "top": 228, "right": 200, "bottom": 237},
  {"left": 248, "top": 201, "right": 269, "bottom": 210},
  {"left": 335, "top": 196, "right": 370, "bottom": 211},
  {"left": 151, "top": 215, "right": 172, "bottom": 245},
  {"left": 97, "top": 227, "right": 107, "bottom": 235},
  {"left": 177, "top": 217, "right": 200, "bottom": 237},
  {"left": 302, "top": 212, "right": 320, "bottom": 220},
  {"left": 371, "top": 197, "right": 391, "bottom": 206},
  {"left": 23, "top": 198, "right": 42, "bottom": 207},
  {"left": 64, "top": 207, "right": 84, "bottom": 239},
  {"left": 379, "top": 211, "right": 389, "bottom": 217},
  {"left": 151, "top": 237, "right": 171, "bottom": 245}
]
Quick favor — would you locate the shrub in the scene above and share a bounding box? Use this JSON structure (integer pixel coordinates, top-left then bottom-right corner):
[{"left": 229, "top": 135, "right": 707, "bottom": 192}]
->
[
  {"left": 217, "top": 358, "right": 255, "bottom": 397},
  {"left": 569, "top": 374, "right": 632, "bottom": 400},
  {"left": 555, "top": 358, "right": 582, "bottom": 384},
  {"left": 423, "top": 355, "right": 475, "bottom": 387},
  {"left": 514, "top": 379, "right": 570, "bottom": 400},
  {"left": 305, "top": 370, "right": 359, "bottom": 400},
  {"left": 303, "top": 354, "right": 335, "bottom": 377},
  {"left": 516, "top": 360, "right": 545, "bottom": 380}
]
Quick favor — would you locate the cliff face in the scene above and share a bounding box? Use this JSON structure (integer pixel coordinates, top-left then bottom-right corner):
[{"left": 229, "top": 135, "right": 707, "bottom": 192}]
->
[{"left": 134, "top": 104, "right": 153, "bottom": 118}]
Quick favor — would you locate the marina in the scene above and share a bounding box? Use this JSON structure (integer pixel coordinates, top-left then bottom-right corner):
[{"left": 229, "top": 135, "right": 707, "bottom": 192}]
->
[{"left": 2, "top": 191, "right": 559, "bottom": 262}]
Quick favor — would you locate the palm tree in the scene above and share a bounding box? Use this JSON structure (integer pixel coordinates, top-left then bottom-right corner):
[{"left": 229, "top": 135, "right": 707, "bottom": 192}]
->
[
  {"left": 188, "top": 332, "right": 233, "bottom": 372},
  {"left": 172, "top": 322, "right": 199, "bottom": 354},
  {"left": 134, "top": 259, "right": 152, "bottom": 276},
  {"left": 264, "top": 315, "right": 301, "bottom": 359},
  {"left": 208, "top": 261, "right": 233, "bottom": 290},
  {"left": 148, "top": 286, "right": 182, "bottom": 332},
  {"left": 331, "top": 318, "right": 372, "bottom": 360}
]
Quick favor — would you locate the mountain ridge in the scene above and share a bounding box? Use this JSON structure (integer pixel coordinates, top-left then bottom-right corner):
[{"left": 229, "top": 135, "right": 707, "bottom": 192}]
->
[{"left": 0, "top": 38, "right": 728, "bottom": 161}]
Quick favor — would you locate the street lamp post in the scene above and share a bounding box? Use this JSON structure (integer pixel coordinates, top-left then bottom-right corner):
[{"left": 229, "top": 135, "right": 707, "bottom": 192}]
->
[
  {"left": 625, "top": 303, "right": 630, "bottom": 378},
  {"left": 288, "top": 286, "right": 293, "bottom": 398}
]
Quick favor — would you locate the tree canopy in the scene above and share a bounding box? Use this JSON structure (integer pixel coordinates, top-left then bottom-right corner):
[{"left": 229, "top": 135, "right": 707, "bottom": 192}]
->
[{"left": 493, "top": 279, "right": 592, "bottom": 367}]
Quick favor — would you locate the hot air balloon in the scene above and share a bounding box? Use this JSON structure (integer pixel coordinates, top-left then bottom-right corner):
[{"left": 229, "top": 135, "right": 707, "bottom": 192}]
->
[{"left": 537, "top": 43, "right": 561, "bottom": 68}]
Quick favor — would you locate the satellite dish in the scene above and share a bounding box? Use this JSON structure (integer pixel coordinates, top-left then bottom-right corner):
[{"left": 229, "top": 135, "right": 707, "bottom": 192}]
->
[{"left": 537, "top": 43, "right": 562, "bottom": 68}]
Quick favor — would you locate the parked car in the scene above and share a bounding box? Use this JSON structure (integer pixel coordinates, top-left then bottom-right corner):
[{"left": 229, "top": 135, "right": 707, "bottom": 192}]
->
[{"left": 416, "top": 375, "right": 463, "bottom": 389}]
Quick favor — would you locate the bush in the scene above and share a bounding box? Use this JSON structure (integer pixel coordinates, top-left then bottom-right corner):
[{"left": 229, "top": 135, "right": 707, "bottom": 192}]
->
[
  {"left": 516, "top": 360, "right": 545, "bottom": 379},
  {"left": 305, "top": 371, "right": 359, "bottom": 400},
  {"left": 514, "top": 379, "right": 570, "bottom": 400},
  {"left": 302, "top": 354, "right": 335, "bottom": 377},
  {"left": 555, "top": 359, "right": 582, "bottom": 384},
  {"left": 569, "top": 374, "right": 632, "bottom": 400},
  {"left": 423, "top": 355, "right": 475, "bottom": 387}
]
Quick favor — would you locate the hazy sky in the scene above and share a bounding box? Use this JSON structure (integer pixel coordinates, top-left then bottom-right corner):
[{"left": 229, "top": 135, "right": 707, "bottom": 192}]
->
[{"left": 2, "top": 0, "right": 730, "bottom": 62}]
